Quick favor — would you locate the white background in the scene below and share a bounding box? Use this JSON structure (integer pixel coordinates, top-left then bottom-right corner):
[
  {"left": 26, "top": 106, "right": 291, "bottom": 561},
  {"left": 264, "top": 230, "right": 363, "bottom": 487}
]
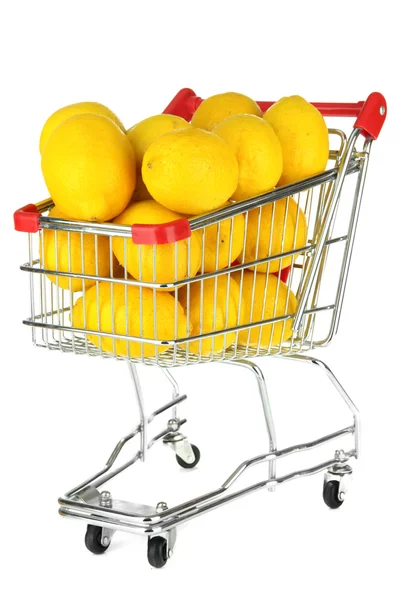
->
[{"left": 1, "top": 1, "right": 399, "bottom": 598}]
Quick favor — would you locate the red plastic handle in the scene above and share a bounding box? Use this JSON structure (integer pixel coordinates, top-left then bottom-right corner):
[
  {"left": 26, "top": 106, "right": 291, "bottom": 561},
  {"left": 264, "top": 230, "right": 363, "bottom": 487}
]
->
[
  {"left": 14, "top": 204, "right": 41, "bottom": 233},
  {"left": 164, "top": 89, "right": 387, "bottom": 140},
  {"left": 131, "top": 218, "right": 191, "bottom": 244}
]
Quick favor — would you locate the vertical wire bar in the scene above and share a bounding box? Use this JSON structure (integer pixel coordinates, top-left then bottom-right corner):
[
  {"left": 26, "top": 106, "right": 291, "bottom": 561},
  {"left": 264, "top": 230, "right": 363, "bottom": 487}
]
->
[
  {"left": 81, "top": 231, "right": 88, "bottom": 354},
  {"left": 173, "top": 239, "right": 179, "bottom": 365},
  {"left": 246, "top": 206, "right": 263, "bottom": 353},
  {"left": 67, "top": 231, "right": 75, "bottom": 353},
  {"left": 54, "top": 230, "right": 62, "bottom": 350},
  {"left": 226, "top": 216, "right": 235, "bottom": 356},
  {"left": 123, "top": 238, "right": 129, "bottom": 360},
  {"left": 39, "top": 230, "right": 48, "bottom": 346},
  {"left": 153, "top": 243, "right": 158, "bottom": 365},
  {"left": 28, "top": 234, "right": 36, "bottom": 344},
  {"left": 235, "top": 209, "right": 249, "bottom": 358},
  {"left": 138, "top": 242, "right": 143, "bottom": 362},
  {"left": 127, "top": 363, "right": 147, "bottom": 461},
  {"left": 109, "top": 237, "right": 116, "bottom": 358}
]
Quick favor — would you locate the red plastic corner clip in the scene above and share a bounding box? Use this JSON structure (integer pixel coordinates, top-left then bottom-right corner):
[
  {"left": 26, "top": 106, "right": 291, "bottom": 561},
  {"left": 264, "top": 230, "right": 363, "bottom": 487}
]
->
[
  {"left": 354, "top": 92, "right": 387, "bottom": 140},
  {"left": 131, "top": 218, "right": 192, "bottom": 245},
  {"left": 14, "top": 204, "right": 41, "bottom": 233}
]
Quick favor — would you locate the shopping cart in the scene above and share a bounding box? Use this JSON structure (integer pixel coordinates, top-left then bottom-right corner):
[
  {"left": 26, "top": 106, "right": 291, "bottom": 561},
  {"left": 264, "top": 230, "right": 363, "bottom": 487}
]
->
[{"left": 14, "top": 89, "right": 386, "bottom": 567}]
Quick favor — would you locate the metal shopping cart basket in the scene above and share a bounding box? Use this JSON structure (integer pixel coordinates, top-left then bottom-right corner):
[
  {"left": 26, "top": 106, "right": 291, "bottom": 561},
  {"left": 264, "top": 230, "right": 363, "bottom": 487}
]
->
[{"left": 14, "top": 89, "right": 387, "bottom": 567}]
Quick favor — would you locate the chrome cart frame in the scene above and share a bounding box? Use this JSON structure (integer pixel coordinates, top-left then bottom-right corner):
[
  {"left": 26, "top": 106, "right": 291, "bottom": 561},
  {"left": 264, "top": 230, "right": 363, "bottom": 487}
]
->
[{"left": 15, "top": 89, "right": 386, "bottom": 567}]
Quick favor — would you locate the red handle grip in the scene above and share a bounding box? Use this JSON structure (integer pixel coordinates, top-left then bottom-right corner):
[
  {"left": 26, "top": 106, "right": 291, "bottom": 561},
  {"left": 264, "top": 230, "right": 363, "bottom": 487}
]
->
[
  {"left": 164, "top": 89, "right": 387, "bottom": 140},
  {"left": 131, "top": 219, "right": 191, "bottom": 244},
  {"left": 14, "top": 204, "right": 41, "bottom": 233}
]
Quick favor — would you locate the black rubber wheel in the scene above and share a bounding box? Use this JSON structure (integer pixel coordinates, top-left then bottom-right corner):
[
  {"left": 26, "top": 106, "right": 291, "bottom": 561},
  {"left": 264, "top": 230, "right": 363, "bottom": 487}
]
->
[
  {"left": 147, "top": 536, "right": 168, "bottom": 568},
  {"left": 84, "top": 525, "right": 110, "bottom": 555},
  {"left": 323, "top": 480, "right": 344, "bottom": 509},
  {"left": 176, "top": 444, "right": 201, "bottom": 469}
]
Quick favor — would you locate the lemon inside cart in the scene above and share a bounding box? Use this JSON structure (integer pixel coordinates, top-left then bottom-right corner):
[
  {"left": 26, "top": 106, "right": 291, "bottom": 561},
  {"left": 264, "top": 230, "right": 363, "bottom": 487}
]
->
[{"left": 14, "top": 89, "right": 386, "bottom": 568}]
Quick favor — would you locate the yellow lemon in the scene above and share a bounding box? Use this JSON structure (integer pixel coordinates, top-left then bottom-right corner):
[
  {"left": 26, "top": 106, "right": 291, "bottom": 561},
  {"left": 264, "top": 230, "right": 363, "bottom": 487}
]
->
[
  {"left": 196, "top": 206, "right": 245, "bottom": 272},
  {"left": 131, "top": 173, "right": 153, "bottom": 202},
  {"left": 42, "top": 114, "right": 136, "bottom": 222},
  {"left": 191, "top": 92, "right": 262, "bottom": 131},
  {"left": 240, "top": 197, "right": 307, "bottom": 273},
  {"left": 231, "top": 270, "right": 297, "bottom": 348},
  {"left": 264, "top": 95, "right": 329, "bottom": 186},
  {"left": 112, "top": 200, "right": 201, "bottom": 289},
  {"left": 179, "top": 274, "right": 240, "bottom": 355},
  {"left": 39, "top": 101, "right": 125, "bottom": 154},
  {"left": 40, "top": 207, "right": 111, "bottom": 291},
  {"left": 127, "top": 114, "right": 191, "bottom": 170},
  {"left": 142, "top": 128, "right": 239, "bottom": 215},
  {"left": 213, "top": 114, "right": 282, "bottom": 201},
  {"left": 71, "top": 281, "right": 189, "bottom": 358}
]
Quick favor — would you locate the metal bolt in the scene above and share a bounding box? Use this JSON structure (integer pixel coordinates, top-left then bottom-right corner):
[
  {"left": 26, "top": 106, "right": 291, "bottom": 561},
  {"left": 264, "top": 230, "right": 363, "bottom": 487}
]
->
[
  {"left": 334, "top": 450, "right": 346, "bottom": 462},
  {"left": 168, "top": 549, "right": 173, "bottom": 559},
  {"left": 168, "top": 419, "right": 179, "bottom": 432},
  {"left": 156, "top": 501, "right": 168, "bottom": 513},
  {"left": 102, "top": 536, "right": 110, "bottom": 546},
  {"left": 100, "top": 491, "right": 112, "bottom": 508},
  {"left": 339, "top": 491, "right": 345, "bottom": 501},
  {"left": 380, "top": 105, "right": 385, "bottom": 116}
]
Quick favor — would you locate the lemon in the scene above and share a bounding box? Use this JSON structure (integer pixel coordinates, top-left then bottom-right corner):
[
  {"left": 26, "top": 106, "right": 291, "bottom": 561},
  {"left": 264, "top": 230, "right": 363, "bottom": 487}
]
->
[
  {"left": 264, "top": 95, "right": 329, "bottom": 186},
  {"left": 142, "top": 128, "right": 239, "bottom": 215},
  {"left": 40, "top": 207, "right": 111, "bottom": 291},
  {"left": 191, "top": 92, "right": 262, "bottom": 131},
  {"left": 72, "top": 281, "right": 189, "bottom": 358},
  {"left": 127, "top": 114, "right": 191, "bottom": 170},
  {"left": 42, "top": 114, "right": 136, "bottom": 222},
  {"left": 112, "top": 200, "right": 201, "bottom": 288},
  {"left": 232, "top": 270, "right": 297, "bottom": 348},
  {"left": 39, "top": 101, "right": 125, "bottom": 154},
  {"left": 213, "top": 115, "right": 282, "bottom": 201},
  {"left": 196, "top": 205, "right": 245, "bottom": 272},
  {"left": 240, "top": 197, "right": 307, "bottom": 272},
  {"left": 131, "top": 173, "right": 153, "bottom": 202},
  {"left": 179, "top": 274, "right": 240, "bottom": 355}
]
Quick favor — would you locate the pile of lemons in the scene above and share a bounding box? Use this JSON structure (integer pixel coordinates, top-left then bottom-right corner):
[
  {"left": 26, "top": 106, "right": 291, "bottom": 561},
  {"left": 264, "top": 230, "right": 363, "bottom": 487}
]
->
[{"left": 39, "top": 91, "right": 329, "bottom": 358}]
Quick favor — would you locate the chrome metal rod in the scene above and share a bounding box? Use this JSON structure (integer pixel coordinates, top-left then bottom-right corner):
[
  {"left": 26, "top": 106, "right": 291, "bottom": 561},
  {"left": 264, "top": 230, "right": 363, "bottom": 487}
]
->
[
  {"left": 293, "top": 129, "right": 361, "bottom": 332},
  {"left": 59, "top": 453, "right": 354, "bottom": 536},
  {"left": 226, "top": 360, "right": 277, "bottom": 489},
  {"left": 331, "top": 139, "right": 372, "bottom": 339},
  {"left": 161, "top": 368, "right": 181, "bottom": 420},
  {"left": 127, "top": 363, "right": 147, "bottom": 461},
  {"left": 280, "top": 354, "right": 360, "bottom": 458},
  {"left": 222, "top": 425, "right": 354, "bottom": 489},
  {"left": 95, "top": 453, "right": 141, "bottom": 488},
  {"left": 158, "top": 455, "right": 354, "bottom": 533}
]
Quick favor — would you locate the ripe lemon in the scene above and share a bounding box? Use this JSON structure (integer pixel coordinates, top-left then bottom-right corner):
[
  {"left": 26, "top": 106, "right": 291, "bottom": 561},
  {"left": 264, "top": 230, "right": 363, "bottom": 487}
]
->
[
  {"left": 197, "top": 205, "right": 245, "bottom": 272},
  {"left": 39, "top": 101, "right": 125, "bottom": 154},
  {"left": 264, "top": 95, "right": 329, "bottom": 186},
  {"left": 191, "top": 92, "right": 262, "bottom": 131},
  {"left": 131, "top": 173, "right": 153, "bottom": 202},
  {"left": 40, "top": 207, "right": 111, "bottom": 291},
  {"left": 127, "top": 114, "right": 191, "bottom": 170},
  {"left": 112, "top": 200, "right": 201, "bottom": 288},
  {"left": 179, "top": 274, "right": 241, "bottom": 355},
  {"left": 72, "top": 281, "right": 189, "bottom": 358},
  {"left": 41, "top": 114, "right": 136, "bottom": 222},
  {"left": 213, "top": 115, "right": 283, "bottom": 201},
  {"left": 240, "top": 197, "right": 307, "bottom": 272},
  {"left": 142, "top": 128, "right": 239, "bottom": 215},
  {"left": 232, "top": 271, "right": 297, "bottom": 348}
]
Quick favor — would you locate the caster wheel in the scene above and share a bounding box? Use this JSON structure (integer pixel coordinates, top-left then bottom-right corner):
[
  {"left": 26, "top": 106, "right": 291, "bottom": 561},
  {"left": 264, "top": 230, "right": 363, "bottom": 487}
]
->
[
  {"left": 84, "top": 525, "right": 111, "bottom": 554},
  {"left": 323, "top": 480, "right": 344, "bottom": 509},
  {"left": 176, "top": 444, "right": 201, "bottom": 469},
  {"left": 147, "top": 536, "right": 168, "bottom": 568}
]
